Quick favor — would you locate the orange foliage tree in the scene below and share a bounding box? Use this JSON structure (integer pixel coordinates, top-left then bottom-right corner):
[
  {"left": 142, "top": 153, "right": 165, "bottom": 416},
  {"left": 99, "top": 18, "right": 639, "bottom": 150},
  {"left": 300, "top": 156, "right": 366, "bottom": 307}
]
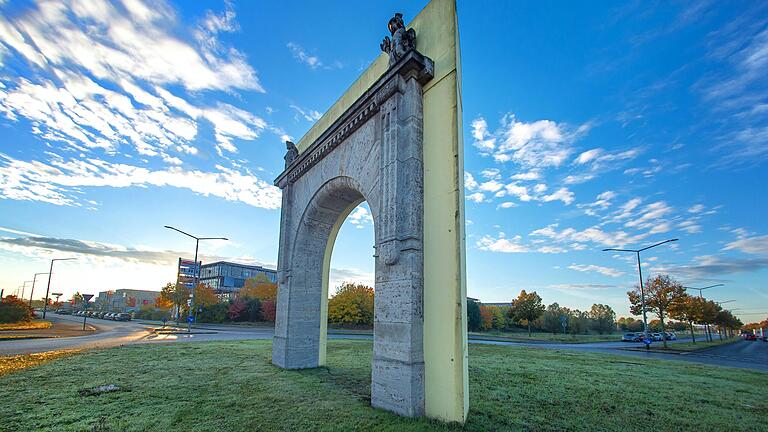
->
[
  {"left": 479, "top": 305, "right": 493, "bottom": 331},
  {"left": 193, "top": 284, "right": 219, "bottom": 308},
  {"left": 240, "top": 273, "right": 277, "bottom": 301},
  {"left": 328, "top": 282, "right": 374, "bottom": 326}
]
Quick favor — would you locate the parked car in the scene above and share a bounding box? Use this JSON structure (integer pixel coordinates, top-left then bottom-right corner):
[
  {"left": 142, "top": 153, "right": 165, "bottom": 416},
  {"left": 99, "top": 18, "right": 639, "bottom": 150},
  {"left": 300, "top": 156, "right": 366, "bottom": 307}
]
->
[
  {"left": 664, "top": 332, "right": 677, "bottom": 341},
  {"left": 622, "top": 333, "right": 641, "bottom": 342},
  {"left": 115, "top": 313, "right": 132, "bottom": 321},
  {"left": 105, "top": 313, "right": 115, "bottom": 320},
  {"left": 651, "top": 333, "right": 664, "bottom": 341},
  {"left": 745, "top": 334, "right": 757, "bottom": 341}
]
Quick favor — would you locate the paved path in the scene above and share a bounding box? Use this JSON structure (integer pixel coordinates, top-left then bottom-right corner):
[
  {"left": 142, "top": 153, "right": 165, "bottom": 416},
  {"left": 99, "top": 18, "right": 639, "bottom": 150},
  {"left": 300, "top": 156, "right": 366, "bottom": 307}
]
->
[{"left": 2, "top": 315, "right": 765, "bottom": 372}]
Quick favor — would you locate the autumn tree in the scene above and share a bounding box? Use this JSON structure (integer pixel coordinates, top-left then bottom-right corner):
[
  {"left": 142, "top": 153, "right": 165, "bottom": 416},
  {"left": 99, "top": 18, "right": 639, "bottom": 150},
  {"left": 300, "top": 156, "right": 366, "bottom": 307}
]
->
[
  {"left": 159, "top": 282, "right": 190, "bottom": 320},
  {"left": 70, "top": 292, "right": 84, "bottom": 309},
  {"left": 510, "top": 290, "right": 545, "bottom": 337},
  {"left": 155, "top": 283, "right": 175, "bottom": 309},
  {"left": 240, "top": 274, "right": 277, "bottom": 301},
  {"left": 260, "top": 299, "right": 276, "bottom": 322},
  {"left": 628, "top": 275, "right": 686, "bottom": 348},
  {"left": 0, "top": 295, "right": 34, "bottom": 323},
  {"left": 328, "top": 283, "right": 374, "bottom": 326},
  {"left": 700, "top": 300, "right": 721, "bottom": 342},
  {"left": 669, "top": 294, "right": 704, "bottom": 343},
  {"left": 589, "top": 304, "right": 617, "bottom": 334},
  {"left": 479, "top": 305, "right": 493, "bottom": 331},
  {"left": 193, "top": 284, "right": 219, "bottom": 309}
]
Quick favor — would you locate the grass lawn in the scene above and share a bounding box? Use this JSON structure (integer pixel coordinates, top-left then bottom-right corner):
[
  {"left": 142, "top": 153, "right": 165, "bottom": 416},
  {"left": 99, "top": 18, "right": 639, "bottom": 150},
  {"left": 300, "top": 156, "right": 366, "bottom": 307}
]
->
[
  {"left": 663, "top": 337, "right": 740, "bottom": 352},
  {"left": 0, "top": 320, "right": 52, "bottom": 331},
  {"left": 1, "top": 340, "right": 766, "bottom": 431},
  {"left": 468, "top": 331, "right": 620, "bottom": 343}
]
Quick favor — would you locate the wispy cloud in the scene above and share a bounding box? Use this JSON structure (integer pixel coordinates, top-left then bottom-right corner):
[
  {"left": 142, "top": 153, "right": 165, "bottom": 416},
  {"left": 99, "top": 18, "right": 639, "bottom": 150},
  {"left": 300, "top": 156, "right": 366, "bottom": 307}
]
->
[
  {"left": 568, "top": 263, "right": 624, "bottom": 277},
  {"left": 287, "top": 42, "right": 323, "bottom": 69},
  {"left": 0, "top": 153, "right": 281, "bottom": 209}
]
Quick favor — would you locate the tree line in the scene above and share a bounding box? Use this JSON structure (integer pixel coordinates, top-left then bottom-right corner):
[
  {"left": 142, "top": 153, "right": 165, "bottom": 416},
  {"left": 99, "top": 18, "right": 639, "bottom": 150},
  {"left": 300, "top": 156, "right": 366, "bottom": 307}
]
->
[
  {"left": 625, "top": 274, "right": 743, "bottom": 348},
  {"left": 467, "top": 290, "right": 618, "bottom": 336}
]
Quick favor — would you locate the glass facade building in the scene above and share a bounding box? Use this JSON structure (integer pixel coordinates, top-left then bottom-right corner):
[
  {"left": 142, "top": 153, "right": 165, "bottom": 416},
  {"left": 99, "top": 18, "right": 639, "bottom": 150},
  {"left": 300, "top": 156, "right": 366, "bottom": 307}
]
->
[{"left": 198, "top": 261, "right": 277, "bottom": 294}]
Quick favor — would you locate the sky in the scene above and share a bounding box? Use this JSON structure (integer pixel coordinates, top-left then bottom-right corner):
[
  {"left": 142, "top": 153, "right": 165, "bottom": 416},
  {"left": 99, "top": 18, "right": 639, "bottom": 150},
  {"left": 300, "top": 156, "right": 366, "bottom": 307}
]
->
[{"left": 0, "top": 0, "right": 766, "bottom": 322}]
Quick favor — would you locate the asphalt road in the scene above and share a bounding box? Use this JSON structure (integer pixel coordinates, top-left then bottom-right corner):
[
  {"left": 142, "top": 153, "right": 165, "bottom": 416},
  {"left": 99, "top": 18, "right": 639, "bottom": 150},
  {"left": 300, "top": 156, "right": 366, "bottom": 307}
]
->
[{"left": 2, "top": 314, "right": 766, "bottom": 372}]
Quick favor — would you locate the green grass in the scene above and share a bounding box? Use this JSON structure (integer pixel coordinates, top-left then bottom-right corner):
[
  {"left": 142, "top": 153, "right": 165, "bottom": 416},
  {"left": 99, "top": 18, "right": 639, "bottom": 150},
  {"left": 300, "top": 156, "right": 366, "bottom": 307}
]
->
[
  {"left": 1, "top": 340, "right": 766, "bottom": 431},
  {"left": 469, "top": 331, "right": 620, "bottom": 343},
  {"left": 662, "top": 337, "right": 740, "bottom": 352},
  {"left": 0, "top": 320, "right": 52, "bottom": 331}
]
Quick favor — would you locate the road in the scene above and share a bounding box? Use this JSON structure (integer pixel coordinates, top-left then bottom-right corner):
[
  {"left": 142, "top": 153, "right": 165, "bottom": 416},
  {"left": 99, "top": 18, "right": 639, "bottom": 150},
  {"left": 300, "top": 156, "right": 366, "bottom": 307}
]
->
[{"left": 2, "top": 314, "right": 766, "bottom": 372}]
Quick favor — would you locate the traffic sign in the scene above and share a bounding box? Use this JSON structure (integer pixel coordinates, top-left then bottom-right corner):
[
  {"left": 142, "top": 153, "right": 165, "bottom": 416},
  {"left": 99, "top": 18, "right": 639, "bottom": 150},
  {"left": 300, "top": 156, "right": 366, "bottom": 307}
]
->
[
  {"left": 82, "top": 294, "right": 94, "bottom": 302},
  {"left": 187, "top": 316, "right": 194, "bottom": 323},
  {"left": 643, "top": 338, "right": 652, "bottom": 345}
]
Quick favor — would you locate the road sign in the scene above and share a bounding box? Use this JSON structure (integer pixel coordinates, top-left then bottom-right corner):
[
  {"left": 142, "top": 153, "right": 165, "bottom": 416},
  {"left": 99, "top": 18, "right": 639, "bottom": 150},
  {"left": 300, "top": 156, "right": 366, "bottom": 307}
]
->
[
  {"left": 82, "top": 294, "right": 94, "bottom": 302},
  {"left": 187, "top": 316, "right": 194, "bottom": 323},
  {"left": 643, "top": 338, "right": 652, "bottom": 345}
]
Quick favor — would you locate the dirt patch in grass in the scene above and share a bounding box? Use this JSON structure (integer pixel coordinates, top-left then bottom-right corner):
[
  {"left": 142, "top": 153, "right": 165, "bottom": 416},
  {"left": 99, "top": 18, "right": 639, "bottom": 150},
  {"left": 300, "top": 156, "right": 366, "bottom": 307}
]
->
[{"left": 0, "top": 341, "right": 766, "bottom": 431}]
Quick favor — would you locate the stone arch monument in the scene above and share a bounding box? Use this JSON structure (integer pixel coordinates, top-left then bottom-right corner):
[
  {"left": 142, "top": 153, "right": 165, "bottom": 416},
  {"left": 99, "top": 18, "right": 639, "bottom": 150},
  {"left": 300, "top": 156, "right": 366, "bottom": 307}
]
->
[{"left": 272, "top": 0, "right": 468, "bottom": 422}]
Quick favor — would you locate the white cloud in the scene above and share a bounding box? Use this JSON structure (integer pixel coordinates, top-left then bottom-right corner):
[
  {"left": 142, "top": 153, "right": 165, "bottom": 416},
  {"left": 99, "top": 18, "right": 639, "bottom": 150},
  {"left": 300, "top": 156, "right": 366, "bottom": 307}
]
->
[
  {"left": 504, "top": 183, "right": 532, "bottom": 202},
  {"left": 563, "top": 173, "right": 595, "bottom": 184},
  {"left": 477, "top": 233, "right": 528, "bottom": 253},
  {"left": 688, "top": 204, "right": 705, "bottom": 213},
  {"left": 510, "top": 170, "right": 540, "bottom": 181},
  {"left": 530, "top": 223, "right": 647, "bottom": 248},
  {"left": 480, "top": 168, "right": 500, "bottom": 179},
  {"left": 575, "top": 148, "right": 603, "bottom": 165},
  {"left": 347, "top": 205, "right": 373, "bottom": 229},
  {"left": 464, "top": 172, "right": 479, "bottom": 190},
  {"left": 466, "top": 192, "right": 485, "bottom": 203},
  {"left": 471, "top": 117, "right": 496, "bottom": 151},
  {"left": 0, "top": 153, "right": 281, "bottom": 209},
  {"left": 479, "top": 180, "right": 504, "bottom": 193},
  {"left": 0, "top": 0, "right": 276, "bottom": 162},
  {"left": 473, "top": 113, "right": 589, "bottom": 169},
  {"left": 290, "top": 104, "right": 322, "bottom": 122},
  {"left": 287, "top": 42, "right": 322, "bottom": 69},
  {"left": 497, "top": 201, "right": 517, "bottom": 209},
  {"left": 568, "top": 263, "right": 624, "bottom": 277},
  {"left": 541, "top": 187, "right": 575, "bottom": 205},
  {"left": 725, "top": 235, "right": 768, "bottom": 255},
  {"left": 533, "top": 183, "right": 548, "bottom": 194}
]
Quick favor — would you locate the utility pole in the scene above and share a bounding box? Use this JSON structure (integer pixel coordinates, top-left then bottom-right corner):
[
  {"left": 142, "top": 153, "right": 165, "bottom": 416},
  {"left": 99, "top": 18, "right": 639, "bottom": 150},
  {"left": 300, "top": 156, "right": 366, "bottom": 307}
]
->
[
  {"left": 164, "top": 225, "right": 227, "bottom": 332},
  {"left": 603, "top": 238, "right": 678, "bottom": 350},
  {"left": 683, "top": 284, "right": 723, "bottom": 342},
  {"left": 42, "top": 258, "right": 77, "bottom": 319}
]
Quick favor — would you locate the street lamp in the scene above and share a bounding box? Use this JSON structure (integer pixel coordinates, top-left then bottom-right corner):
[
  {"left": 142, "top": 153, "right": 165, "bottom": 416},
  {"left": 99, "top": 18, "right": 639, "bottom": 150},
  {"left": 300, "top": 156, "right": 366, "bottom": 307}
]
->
[
  {"left": 20, "top": 280, "right": 33, "bottom": 299},
  {"left": 603, "top": 238, "right": 678, "bottom": 348},
  {"left": 164, "top": 225, "right": 228, "bottom": 332},
  {"left": 42, "top": 258, "right": 77, "bottom": 319},
  {"left": 29, "top": 272, "right": 50, "bottom": 308},
  {"left": 683, "top": 284, "right": 723, "bottom": 342}
]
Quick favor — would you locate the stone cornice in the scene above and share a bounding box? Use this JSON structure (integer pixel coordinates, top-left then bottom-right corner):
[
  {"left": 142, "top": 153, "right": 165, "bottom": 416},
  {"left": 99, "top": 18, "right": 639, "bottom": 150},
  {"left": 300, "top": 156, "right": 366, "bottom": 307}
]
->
[{"left": 275, "top": 50, "right": 434, "bottom": 188}]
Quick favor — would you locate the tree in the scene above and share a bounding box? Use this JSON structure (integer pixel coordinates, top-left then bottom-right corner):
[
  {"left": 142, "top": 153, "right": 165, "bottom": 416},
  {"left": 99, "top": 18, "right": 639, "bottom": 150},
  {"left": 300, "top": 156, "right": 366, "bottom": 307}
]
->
[
  {"left": 260, "top": 299, "right": 276, "bottom": 322},
  {"left": 478, "top": 305, "right": 493, "bottom": 331},
  {"left": 70, "top": 292, "right": 84, "bottom": 309},
  {"left": 467, "top": 299, "right": 481, "bottom": 332},
  {"left": 567, "top": 309, "right": 591, "bottom": 335},
  {"left": 228, "top": 299, "right": 247, "bottom": 321},
  {"left": 327, "top": 283, "right": 375, "bottom": 326},
  {"left": 159, "top": 282, "right": 190, "bottom": 320},
  {"left": 589, "top": 304, "right": 616, "bottom": 334},
  {"left": 541, "top": 303, "right": 563, "bottom": 334},
  {"left": 0, "top": 295, "right": 34, "bottom": 323},
  {"left": 509, "top": 290, "right": 545, "bottom": 337},
  {"left": 155, "top": 284, "right": 175, "bottom": 309},
  {"left": 240, "top": 275, "right": 277, "bottom": 301},
  {"left": 700, "top": 300, "right": 721, "bottom": 342},
  {"left": 617, "top": 317, "right": 643, "bottom": 332},
  {"left": 628, "top": 274, "right": 686, "bottom": 349},
  {"left": 669, "top": 294, "right": 704, "bottom": 343},
  {"left": 193, "top": 284, "right": 218, "bottom": 309}
]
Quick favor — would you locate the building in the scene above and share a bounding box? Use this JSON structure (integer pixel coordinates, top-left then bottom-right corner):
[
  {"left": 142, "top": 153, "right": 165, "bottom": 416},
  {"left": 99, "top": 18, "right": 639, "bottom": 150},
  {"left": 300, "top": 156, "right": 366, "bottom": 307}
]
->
[
  {"left": 198, "top": 261, "right": 277, "bottom": 294},
  {"left": 95, "top": 289, "right": 159, "bottom": 312}
]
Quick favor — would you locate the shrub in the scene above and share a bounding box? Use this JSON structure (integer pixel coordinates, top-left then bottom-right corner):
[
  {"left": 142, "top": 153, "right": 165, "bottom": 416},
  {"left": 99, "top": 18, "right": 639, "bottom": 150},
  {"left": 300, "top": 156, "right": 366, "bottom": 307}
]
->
[
  {"left": 260, "top": 299, "right": 276, "bottom": 322},
  {"left": 0, "top": 296, "right": 35, "bottom": 323},
  {"left": 197, "top": 303, "right": 228, "bottom": 323}
]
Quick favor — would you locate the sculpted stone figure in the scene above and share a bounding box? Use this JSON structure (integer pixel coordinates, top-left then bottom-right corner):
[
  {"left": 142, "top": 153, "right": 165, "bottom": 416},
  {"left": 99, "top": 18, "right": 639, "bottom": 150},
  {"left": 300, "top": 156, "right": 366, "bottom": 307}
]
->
[
  {"left": 380, "top": 13, "right": 416, "bottom": 66},
  {"left": 284, "top": 140, "right": 298, "bottom": 168}
]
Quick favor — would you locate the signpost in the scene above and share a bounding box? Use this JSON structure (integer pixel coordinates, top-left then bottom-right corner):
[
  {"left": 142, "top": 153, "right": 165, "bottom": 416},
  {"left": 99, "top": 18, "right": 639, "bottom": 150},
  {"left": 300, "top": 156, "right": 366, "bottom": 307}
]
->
[{"left": 82, "top": 294, "right": 94, "bottom": 331}]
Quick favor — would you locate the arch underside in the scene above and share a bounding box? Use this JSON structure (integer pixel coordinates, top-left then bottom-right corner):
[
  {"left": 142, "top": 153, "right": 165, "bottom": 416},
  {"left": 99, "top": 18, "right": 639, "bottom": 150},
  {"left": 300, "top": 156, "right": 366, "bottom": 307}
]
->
[{"left": 272, "top": 58, "right": 429, "bottom": 417}]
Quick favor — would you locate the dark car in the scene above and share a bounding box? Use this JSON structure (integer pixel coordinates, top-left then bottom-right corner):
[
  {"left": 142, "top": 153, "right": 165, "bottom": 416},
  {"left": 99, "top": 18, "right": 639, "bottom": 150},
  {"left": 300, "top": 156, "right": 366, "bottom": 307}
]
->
[
  {"left": 745, "top": 334, "right": 757, "bottom": 341},
  {"left": 115, "top": 313, "right": 132, "bottom": 322}
]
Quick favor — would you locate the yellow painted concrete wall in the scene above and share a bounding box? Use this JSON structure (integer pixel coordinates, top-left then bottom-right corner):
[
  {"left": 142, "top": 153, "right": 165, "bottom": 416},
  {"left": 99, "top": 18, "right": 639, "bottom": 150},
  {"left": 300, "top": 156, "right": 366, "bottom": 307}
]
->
[{"left": 301, "top": 0, "right": 468, "bottom": 422}]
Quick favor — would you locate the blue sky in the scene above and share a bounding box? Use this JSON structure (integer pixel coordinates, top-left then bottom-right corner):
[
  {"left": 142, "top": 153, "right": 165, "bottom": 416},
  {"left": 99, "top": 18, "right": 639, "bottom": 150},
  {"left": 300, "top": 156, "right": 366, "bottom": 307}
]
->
[{"left": 0, "top": 0, "right": 766, "bottom": 322}]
